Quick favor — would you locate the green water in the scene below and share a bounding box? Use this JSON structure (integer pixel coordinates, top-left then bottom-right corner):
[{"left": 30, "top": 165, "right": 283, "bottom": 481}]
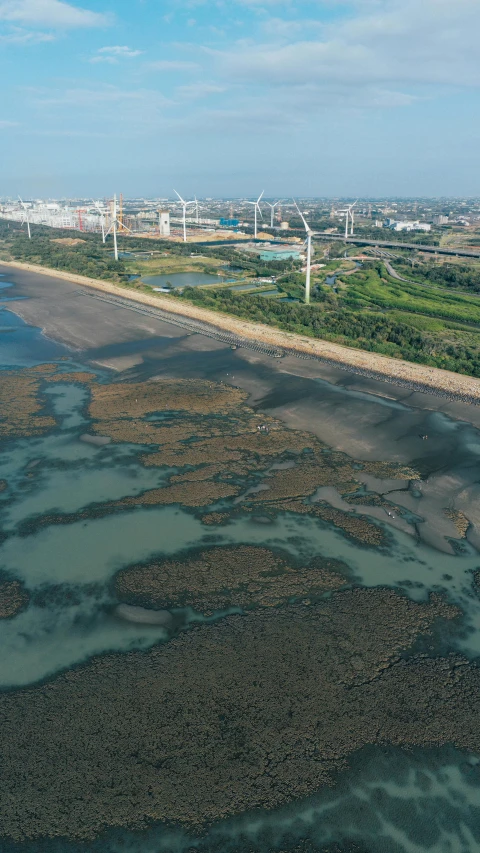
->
[
  {"left": 2, "top": 287, "right": 480, "bottom": 853},
  {"left": 141, "top": 271, "right": 229, "bottom": 288}
]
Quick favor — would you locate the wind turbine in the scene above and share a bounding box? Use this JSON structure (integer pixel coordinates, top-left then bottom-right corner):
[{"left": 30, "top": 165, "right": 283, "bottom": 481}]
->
[
  {"left": 350, "top": 200, "right": 358, "bottom": 236},
  {"left": 18, "top": 197, "right": 31, "bottom": 239},
  {"left": 105, "top": 194, "right": 131, "bottom": 261},
  {"left": 174, "top": 190, "right": 196, "bottom": 242},
  {"left": 294, "top": 200, "right": 313, "bottom": 306},
  {"left": 246, "top": 191, "right": 264, "bottom": 239},
  {"left": 345, "top": 201, "right": 357, "bottom": 240},
  {"left": 94, "top": 201, "right": 106, "bottom": 243},
  {"left": 266, "top": 200, "right": 282, "bottom": 229}
]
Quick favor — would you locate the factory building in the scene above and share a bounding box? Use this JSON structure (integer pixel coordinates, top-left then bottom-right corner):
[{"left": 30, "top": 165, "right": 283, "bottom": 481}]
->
[{"left": 385, "top": 219, "right": 432, "bottom": 233}]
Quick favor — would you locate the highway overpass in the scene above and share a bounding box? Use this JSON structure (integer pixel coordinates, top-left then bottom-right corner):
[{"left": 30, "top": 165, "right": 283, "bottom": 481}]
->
[{"left": 313, "top": 233, "right": 480, "bottom": 260}]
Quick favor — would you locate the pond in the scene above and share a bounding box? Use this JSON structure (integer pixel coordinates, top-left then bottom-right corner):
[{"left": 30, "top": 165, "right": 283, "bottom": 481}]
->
[
  {"left": 141, "top": 272, "right": 228, "bottom": 289},
  {"left": 229, "top": 283, "right": 262, "bottom": 292}
]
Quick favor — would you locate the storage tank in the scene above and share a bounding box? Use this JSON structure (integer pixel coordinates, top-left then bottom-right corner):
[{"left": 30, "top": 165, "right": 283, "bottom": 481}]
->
[{"left": 280, "top": 221, "right": 289, "bottom": 230}]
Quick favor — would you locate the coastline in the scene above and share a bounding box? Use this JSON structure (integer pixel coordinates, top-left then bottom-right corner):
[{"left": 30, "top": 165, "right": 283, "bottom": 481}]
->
[{"left": 2, "top": 257, "right": 480, "bottom": 404}]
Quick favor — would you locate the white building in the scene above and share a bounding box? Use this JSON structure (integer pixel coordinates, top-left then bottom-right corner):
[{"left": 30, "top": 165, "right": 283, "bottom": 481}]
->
[
  {"left": 159, "top": 211, "right": 170, "bottom": 237},
  {"left": 387, "top": 220, "right": 432, "bottom": 233}
]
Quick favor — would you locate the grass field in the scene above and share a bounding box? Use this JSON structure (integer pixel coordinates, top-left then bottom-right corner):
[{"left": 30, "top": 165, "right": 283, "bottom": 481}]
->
[
  {"left": 341, "top": 268, "right": 480, "bottom": 325},
  {"left": 123, "top": 254, "right": 227, "bottom": 278}
]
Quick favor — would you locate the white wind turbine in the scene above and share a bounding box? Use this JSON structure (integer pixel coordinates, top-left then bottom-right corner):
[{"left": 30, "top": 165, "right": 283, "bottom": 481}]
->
[
  {"left": 294, "top": 200, "right": 313, "bottom": 306},
  {"left": 246, "top": 191, "right": 264, "bottom": 239},
  {"left": 174, "top": 190, "right": 196, "bottom": 242},
  {"left": 344, "top": 201, "right": 357, "bottom": 240},
  {"left": 94, "top": 201, "right": 106, "bottom": 243},
  {"left": 18, "top": 196, "right": 31, "bottom": 239},
  {"left": 105, "top": 194, "right": 131, "bottom": 261},
  {"left": 266, "top": 199, "right": 282, "bottom": 229},
  {"left": 350, "top": 200, "right": 358, "bottom": 236},
  {"left": 194, "top": 196, "right": 203, "bottom": 225}
]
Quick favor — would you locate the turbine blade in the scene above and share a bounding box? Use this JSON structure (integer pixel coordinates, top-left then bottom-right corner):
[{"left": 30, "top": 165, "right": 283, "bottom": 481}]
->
[
  {"left": 293, "top": 199, "right": 309, "bottom": 233},
  {"left": 257, "top": 190, "right": 265, "bottom": 204},
  {"left": 174, "top": 190, "right": 185, "bottom": 204}
]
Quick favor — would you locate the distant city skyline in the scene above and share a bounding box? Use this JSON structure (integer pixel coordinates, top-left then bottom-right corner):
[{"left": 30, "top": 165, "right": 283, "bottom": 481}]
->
[{"left": 0, "top": 0, "right": 479, "bottom": 198}]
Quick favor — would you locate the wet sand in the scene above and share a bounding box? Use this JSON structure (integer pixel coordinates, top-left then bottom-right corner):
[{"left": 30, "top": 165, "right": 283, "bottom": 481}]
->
[
  {"left": 3, "top": 266, "right": 480, "bottom": 852},
  {"left": 2, "top": 259, "right": 480, "bottom": 404},
  {"left": 4, "top": 262, "right": 480, "bottom": 555}
]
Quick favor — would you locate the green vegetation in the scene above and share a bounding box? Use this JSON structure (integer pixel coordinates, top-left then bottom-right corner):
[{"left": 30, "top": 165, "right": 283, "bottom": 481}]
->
[
  {"left": 341, "top": 264, "right": 480, "bottom": 325},
  {"left": 175, "top": 259, "right": 480, "bottom": 377},
  {"left": 0, "top": 222, "right": 128, "bottom": 282},
  {"left": 394, "top": 260, "right": 480, "bottom": 294},
  {"left": 2, "top": 219, "right": 480, "bottom": 379}
]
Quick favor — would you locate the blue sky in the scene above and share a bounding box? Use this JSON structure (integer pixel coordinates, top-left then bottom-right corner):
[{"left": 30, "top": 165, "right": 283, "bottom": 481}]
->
[{"left": 0, "top": 0, "right": 479, "bottom": 198}]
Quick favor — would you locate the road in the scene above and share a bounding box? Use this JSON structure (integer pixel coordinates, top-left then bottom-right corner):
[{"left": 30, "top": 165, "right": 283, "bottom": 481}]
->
[
  {"left": 313, "top": 233, "right": 480, "bottom": 259},
  {"left": 385, "top": 261, "right": 410, "bottom": 281}
]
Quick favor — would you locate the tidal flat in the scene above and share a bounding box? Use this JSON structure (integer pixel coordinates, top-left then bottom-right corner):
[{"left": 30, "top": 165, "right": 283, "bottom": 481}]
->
[{"left": 2, "top": 267, "right": 480, "bottom": 852}]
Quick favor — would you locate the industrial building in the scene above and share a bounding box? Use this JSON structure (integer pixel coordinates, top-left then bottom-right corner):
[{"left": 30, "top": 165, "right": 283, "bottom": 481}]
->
[
  {"left": 385, "top": 219, "right": 432, "bottom": 233},
  {"left": 159, "top": 211, "right": 170, "bottom": 237}
]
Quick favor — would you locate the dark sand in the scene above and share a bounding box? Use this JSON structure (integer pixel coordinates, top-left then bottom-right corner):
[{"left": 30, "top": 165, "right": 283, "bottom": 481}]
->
[{"left": 3, "top": 263, "right": 480, "bottom": 553}]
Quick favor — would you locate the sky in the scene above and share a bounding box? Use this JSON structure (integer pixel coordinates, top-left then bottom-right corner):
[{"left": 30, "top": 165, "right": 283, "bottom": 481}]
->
[{"left": 0, "top": 0, "right": 479, "bottom": 198}]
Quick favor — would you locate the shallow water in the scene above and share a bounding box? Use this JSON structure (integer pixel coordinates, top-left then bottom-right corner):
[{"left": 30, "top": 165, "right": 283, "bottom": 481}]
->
[
  {"left": 3, "top": 274, "right": 480, "bottom": 851},
  {"left": 141, "top": 271, "right": 228, "bottom": 288},
  {"left": 0, "top": 306, "right": 68, "bottom": 365},
  {"left": 2, "top": 498, "right": 480, "bottom": 686},
  {"left": 3, "top": 747, "right": 480, "bottom": 853}
]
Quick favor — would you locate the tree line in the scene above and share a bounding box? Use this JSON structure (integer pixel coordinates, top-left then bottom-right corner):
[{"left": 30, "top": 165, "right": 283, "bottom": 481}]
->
[{"left": 174, "top": 286, "right": 480, "bottom": 378}]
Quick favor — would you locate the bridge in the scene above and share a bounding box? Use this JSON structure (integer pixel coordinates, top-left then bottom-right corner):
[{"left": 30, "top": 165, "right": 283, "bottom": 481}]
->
[{"left": 312, "top": 233, "right": 480, "bottom": 259}]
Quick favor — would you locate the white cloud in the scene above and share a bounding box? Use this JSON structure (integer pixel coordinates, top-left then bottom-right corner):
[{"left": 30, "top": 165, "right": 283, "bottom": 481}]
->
[
  {"left": 213, "top": 0, "right": 480, "bottom": 93},
  {"left": 90, "top": 45, "right": 142, "bottom": 63},
  {"left": 176, "top": 81, "right": 226, "bottom": 100},
  {"left": 0, "top": 119, "right": 19, "bottom": 126},
  {"left": 33, "top": 84, "right": 167, "bottom": 107},
  {"left": 27, "top": 84, "right": 171, "bottom": 133},
  {"left": 0, "top": 0, "right": 108, "bottom": 28},
  {"left": 0, "top": 25, "right": 53, "bottom": 41},
  {"left": 148, "top": 59, "right": 199, "bottom": 71}
]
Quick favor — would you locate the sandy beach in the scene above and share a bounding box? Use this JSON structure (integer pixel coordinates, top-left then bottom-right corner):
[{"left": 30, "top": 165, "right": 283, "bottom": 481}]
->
[{"left": 2, "top": 258, "right": 480, "bottom": 404}]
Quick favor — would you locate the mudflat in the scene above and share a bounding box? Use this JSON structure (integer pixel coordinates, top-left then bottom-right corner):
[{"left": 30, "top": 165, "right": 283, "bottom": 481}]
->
[{"left": 2, "top": 259, "right": 480, "bottom": 404}]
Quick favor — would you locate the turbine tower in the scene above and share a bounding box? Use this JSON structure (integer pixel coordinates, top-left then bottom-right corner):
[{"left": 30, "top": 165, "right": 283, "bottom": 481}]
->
[
  {"left": 350, "top": 200, "right": 357, "bottom": 236},
  {"left": 266, "top": 200, "right": 282, "bottom": 229},
  {"left": 294, "top": 200, "right": 313, "bottom": 306},
  {"left": 246, "top": 191, "right": 264, "bottom": 239},
  {"left": 18, "top": 197, "right": 31, "bottom": 239},
  {"left": 194, "top": 197, "right": 202, "bottom": 225},
  {"left": 105, "top": 194, "right": 131, "bottom": 261},
  {"left": 174, "top": 190, "right": 196, "bottom": 242},
  {"left": 94, "top": 201, "right": 106, "bottom": 243},
  {"left": 344, "top": 201, "right": 357, "bottom": 240}
]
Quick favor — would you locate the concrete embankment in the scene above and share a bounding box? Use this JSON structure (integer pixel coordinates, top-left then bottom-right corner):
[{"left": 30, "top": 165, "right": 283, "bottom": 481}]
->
[{"left": 2, "top": 258, "right": 480, "bottom": 404}]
